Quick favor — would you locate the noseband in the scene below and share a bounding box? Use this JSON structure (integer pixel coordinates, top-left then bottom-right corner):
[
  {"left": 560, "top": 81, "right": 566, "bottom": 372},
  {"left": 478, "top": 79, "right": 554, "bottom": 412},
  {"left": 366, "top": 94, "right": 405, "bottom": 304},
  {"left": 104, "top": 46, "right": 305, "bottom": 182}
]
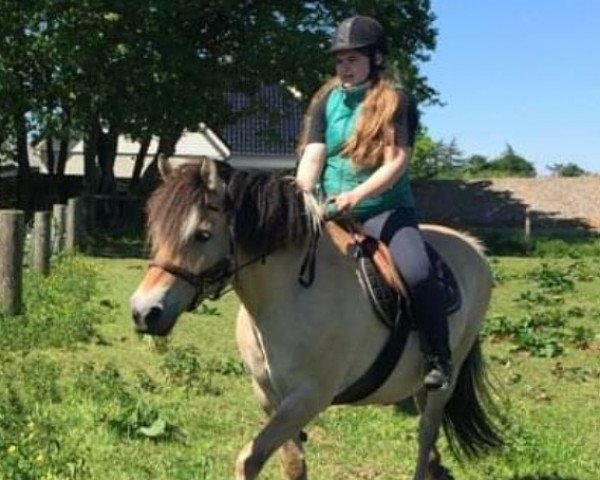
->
[
  {"left": 149, "top": 257, "right": 233, "bottom": 310},
  {"left": 148, "top": 224, "right": 274, "bottom": 311}
]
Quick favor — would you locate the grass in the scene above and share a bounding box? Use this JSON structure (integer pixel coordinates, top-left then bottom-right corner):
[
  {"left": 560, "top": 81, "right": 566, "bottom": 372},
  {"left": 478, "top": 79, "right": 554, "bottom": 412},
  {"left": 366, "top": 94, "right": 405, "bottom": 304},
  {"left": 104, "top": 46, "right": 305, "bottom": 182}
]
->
[{"left": 0, "top": 243, "right": 598, "bottom": 479}]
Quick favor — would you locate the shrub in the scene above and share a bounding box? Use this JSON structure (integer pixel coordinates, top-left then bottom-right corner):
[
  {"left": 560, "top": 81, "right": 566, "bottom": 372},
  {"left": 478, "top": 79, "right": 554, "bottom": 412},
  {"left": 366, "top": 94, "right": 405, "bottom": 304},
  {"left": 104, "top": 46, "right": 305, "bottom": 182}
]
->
[{"left": 0, "top": 257, "right": 106, "bottom": 351}]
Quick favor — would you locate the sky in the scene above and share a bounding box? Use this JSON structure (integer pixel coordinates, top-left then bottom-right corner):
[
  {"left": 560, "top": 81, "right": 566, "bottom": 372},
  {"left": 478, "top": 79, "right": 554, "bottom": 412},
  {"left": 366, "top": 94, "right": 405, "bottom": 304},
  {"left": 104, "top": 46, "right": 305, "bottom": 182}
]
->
[{"left": 420, "top": 1, "right": 600, "bottom": 175}]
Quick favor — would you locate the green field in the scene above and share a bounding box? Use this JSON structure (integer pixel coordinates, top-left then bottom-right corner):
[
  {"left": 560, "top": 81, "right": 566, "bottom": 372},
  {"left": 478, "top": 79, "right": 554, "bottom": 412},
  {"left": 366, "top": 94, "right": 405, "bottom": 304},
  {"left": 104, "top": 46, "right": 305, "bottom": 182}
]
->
[{"left": 1, "top": 242, "right": 599, "bottom": 479}]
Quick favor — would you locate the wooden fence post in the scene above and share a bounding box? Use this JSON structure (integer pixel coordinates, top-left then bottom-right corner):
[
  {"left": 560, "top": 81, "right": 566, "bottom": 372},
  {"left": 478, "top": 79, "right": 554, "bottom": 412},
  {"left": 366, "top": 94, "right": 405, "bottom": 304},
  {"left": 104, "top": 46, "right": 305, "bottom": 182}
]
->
[
  {"left": 524, "top": 206, "right": 532, "bottom": 239},
  {"left": 52, "top": 203, "right": 66, "bottom": 252},
  {"left": 0, "top": 210, "right": 25, "bottom": 315},
  {"left": 32, "top": 210, "right": 51, "bottom": 275},
  {"left": 66, "top": 197, "right": 82, "bottom": 252}
]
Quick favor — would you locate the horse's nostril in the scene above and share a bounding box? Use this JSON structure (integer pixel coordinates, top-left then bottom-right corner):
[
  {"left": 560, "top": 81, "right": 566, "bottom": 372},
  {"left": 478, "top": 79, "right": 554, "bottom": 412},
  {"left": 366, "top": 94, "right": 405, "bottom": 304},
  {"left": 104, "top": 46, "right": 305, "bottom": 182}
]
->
[{"left": 146, "top": 306, "right": 163, "bottom": 326}]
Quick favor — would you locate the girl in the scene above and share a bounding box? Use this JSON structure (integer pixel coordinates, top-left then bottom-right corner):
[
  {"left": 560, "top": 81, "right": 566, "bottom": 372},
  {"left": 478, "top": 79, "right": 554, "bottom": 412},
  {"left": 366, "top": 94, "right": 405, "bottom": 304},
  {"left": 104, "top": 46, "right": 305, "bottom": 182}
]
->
[{"left": 296, "top": 15, "right": 452, "bottom": 390}]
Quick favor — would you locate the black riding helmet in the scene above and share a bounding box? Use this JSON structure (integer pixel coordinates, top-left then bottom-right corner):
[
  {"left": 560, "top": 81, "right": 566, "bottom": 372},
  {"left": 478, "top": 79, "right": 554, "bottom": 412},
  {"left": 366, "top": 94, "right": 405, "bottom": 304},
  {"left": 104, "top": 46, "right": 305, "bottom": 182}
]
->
[{"left": 329, "top": 15, "right": 387, "bottom": 55}]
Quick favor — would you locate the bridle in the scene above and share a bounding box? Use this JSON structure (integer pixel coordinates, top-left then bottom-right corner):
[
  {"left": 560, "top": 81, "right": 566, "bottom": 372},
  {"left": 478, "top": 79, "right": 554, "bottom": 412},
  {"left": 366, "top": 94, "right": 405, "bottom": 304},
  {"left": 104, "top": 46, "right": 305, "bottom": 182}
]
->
[
  {"left": 148, "top": 256, "right": 234, "bottom": 310},
  {"left": 147, "top": 188, "right": 322, "bottom": 311},
  {"left": 148, "top": 225, "right": 273, "bottom": 311}
]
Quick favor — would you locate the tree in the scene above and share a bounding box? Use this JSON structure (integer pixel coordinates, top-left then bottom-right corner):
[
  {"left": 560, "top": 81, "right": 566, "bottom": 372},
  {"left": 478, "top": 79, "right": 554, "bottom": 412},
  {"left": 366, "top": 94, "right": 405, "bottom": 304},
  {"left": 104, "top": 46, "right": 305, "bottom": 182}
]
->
[
  {"left": 548, "top": 162, "right": 587, "bottom": 177},
  {"left": 461, "top": 154, "right": 489, "bottom": 176},
  {"left": 488, "top": 145, "right": 536, "bottom": 177},
  {"left": 0, "top": 0, "right": 440, "bottom": 207},
  {"left": 411, "top": 132, "right": 462, "bottom": 179}
]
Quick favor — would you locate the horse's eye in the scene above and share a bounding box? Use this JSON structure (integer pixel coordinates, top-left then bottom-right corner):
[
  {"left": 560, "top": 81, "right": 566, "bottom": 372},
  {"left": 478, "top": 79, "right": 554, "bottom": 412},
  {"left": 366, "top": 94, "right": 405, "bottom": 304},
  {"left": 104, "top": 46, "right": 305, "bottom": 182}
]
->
[{"left": 194, "top": 230, "right": 212, "bottom": 242}]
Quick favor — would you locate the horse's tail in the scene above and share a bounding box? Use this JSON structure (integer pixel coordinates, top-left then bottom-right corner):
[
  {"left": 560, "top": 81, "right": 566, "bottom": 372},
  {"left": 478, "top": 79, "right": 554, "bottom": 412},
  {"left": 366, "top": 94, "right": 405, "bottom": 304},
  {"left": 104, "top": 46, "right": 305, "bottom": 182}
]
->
[{"left": 442, "top": 337, "right": 504, "bottom": 459}]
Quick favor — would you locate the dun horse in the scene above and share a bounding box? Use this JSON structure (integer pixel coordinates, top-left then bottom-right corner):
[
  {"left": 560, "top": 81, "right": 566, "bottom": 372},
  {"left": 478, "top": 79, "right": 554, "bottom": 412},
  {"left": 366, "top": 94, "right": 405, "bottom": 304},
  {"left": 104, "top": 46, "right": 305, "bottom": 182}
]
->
[{"left": 130, "top": 157, "right": 503, "bottom": 480}]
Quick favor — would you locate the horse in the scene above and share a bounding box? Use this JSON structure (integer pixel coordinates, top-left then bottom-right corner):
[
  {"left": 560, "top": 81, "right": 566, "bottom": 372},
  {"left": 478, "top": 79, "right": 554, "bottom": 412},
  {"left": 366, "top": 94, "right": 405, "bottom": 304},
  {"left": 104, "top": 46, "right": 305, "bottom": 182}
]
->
[{"left": 130, "top": 157, "right": 503, "bottom": 480}]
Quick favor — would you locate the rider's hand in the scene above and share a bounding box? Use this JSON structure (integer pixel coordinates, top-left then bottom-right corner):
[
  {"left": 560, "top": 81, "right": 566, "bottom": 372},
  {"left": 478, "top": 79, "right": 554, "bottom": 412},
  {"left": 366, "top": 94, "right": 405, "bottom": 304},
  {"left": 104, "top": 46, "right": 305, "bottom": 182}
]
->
[{"left": 332, "top": 191, "right": 360, "bottom": 213}]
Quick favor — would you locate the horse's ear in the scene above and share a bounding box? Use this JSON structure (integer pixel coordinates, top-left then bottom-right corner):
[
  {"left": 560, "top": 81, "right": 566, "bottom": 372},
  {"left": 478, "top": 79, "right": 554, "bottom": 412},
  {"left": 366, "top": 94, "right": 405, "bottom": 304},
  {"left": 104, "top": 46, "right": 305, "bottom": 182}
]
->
[
  {"left": 199, "top": 156, "right": 219, "bottom": 191},
  {"left": 158, "top": 154, "right": 173, "bottom": 180}
]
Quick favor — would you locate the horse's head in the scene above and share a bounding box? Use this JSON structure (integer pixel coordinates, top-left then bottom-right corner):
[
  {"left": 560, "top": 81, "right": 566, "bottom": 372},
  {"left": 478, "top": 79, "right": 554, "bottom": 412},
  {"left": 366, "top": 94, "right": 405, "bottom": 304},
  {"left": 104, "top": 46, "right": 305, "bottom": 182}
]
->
[{"left": 130, "top": 156, "right": 233, "bottom": 336}]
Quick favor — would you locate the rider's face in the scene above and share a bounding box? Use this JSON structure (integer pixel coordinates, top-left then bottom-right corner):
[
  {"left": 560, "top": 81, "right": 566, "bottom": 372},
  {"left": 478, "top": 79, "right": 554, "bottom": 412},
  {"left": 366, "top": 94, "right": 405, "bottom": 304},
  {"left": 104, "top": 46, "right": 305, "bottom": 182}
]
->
[{"left": 335, "top": 50, "right": 370, "bottom": 87}]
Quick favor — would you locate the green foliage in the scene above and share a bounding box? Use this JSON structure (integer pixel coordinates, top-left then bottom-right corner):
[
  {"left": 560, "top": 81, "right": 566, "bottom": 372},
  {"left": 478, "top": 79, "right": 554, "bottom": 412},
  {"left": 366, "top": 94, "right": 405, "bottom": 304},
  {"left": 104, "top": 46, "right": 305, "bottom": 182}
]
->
[
  {"left": 475, "top": 229, "right": 600, "bottom": 258},
  {"left": 484, "top": 261, "right": 597, "bottom": 357},
  {"left": 1, "top": 246, "right": 599, "bottom": 478},
  {"left": 457, "top": 145, "right": 536, "bottom": 178},
  {"left": 488, "top": 145, "right": 536, "bottom": 177},
  {"left": 72, "top": 362, "right": 181, "bottom": 441},
  {"left": 411, "top": 138, "right": 540, "bottom": 179},
  {"left": 0, "top": 0, "right": 438, "bottom": 188},
  {"left": 411, "top": 132, "right": 462, "bottom": 179},
  {"left": 158, "top": 346, "right": 244, "bottom": 395},
  {"left": 548, "top": 162, "right": 588, "bottom": 177},
  {"left": 0, "top": 355, "right": 88, "bottom": 479},
  {"left": 0, "top": 257, "right": 107, "bottom": 350}
]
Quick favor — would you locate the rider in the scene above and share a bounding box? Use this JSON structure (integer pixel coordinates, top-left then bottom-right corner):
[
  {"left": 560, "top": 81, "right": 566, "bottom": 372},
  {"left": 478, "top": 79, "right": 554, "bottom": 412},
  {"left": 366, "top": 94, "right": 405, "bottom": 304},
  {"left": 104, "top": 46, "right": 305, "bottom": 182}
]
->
[{"left": 296, "top": 15, "right": 452, "bottom": 390}]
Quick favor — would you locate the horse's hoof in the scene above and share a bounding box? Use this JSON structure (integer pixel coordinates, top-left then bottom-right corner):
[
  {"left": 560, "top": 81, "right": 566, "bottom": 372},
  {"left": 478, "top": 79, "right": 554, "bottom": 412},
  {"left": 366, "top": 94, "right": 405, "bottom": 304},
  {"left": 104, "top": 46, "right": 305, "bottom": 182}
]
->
[{"left": 428, "top": 463, "right": 454, "bottom": 480}]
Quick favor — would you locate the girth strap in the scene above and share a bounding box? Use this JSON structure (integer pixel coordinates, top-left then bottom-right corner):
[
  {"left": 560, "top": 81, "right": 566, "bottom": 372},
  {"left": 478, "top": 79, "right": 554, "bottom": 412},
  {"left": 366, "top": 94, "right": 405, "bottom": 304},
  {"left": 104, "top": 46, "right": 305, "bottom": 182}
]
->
[{"left": 332, "top": 305, "right": 412, "bottom": 405}]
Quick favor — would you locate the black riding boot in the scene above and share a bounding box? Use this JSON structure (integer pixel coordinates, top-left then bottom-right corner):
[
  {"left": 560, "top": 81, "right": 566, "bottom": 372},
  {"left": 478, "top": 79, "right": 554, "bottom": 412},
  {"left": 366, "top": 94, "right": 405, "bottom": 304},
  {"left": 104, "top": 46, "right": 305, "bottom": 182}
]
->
[{"left": 420, "top": 319, "right": 453, "bottom": 391}]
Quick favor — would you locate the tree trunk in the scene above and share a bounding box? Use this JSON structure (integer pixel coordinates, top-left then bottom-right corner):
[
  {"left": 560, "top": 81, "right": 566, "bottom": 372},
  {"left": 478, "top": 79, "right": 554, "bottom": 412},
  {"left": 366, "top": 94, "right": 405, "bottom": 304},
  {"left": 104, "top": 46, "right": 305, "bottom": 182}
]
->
[
  {"left": 55, "top": 106, "right": 72, "bottom": 202},
  {"left": 97, "top": 125, "right": 119, "bottom": 195},
  {"left": 129, "top": 135, "right": 151, "bottom": 194},
  {"left": 138, "top": 132, "right": 181, "bottom": 196},
  {"left": 15, "top": 111, "right": 31, "bottom": 212},
  {"left": 82, "top": 114, "right": 100, "bottom": 195},
  {"left": 45, "top": 136, "right": 56, "bottom": 174}
]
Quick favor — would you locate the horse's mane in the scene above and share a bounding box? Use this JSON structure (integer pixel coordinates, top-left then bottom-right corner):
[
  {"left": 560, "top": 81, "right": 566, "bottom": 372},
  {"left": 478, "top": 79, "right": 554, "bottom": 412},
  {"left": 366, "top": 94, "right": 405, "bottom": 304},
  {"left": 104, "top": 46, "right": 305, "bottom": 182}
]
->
[
  {"left": 146, "top": 164, "right": 316, "bottom": 255},
  {"left": 146, "top": 164, "right": 206, "bottom": 252},
  {"left": 226, "top": 170, "right": 314, "bottom": 255}
]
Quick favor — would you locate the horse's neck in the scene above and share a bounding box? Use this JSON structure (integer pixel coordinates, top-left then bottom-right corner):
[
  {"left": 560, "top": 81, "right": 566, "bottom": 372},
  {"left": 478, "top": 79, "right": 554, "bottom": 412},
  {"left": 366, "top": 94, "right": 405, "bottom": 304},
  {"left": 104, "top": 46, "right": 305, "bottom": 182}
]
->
[
  {"left": 232, "top": 246, "right": 304, "bottom": 316},
  {"left": 231, "top": 234, "right": 360, "bottom": 326}
]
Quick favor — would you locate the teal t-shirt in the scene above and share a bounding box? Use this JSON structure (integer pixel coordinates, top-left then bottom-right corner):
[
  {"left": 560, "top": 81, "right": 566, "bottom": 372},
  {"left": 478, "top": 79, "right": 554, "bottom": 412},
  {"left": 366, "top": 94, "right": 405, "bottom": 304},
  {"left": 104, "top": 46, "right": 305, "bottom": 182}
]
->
[{"left": 314, "top": 83, "right": 415, "bottom": 221}]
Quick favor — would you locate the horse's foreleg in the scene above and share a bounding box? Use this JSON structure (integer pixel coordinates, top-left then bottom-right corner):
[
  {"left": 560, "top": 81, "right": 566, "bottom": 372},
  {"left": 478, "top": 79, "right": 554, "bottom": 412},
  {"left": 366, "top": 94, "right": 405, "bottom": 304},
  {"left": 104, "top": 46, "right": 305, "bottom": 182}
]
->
[
  {"left": 251, "top": 379, "right": 308, "bottom": 480},
  {"left": 413, "top": 389, "right": 453, "bottom": 480},
  {"left": 236, "top": 382, "right": 325, "bottom": 480}
]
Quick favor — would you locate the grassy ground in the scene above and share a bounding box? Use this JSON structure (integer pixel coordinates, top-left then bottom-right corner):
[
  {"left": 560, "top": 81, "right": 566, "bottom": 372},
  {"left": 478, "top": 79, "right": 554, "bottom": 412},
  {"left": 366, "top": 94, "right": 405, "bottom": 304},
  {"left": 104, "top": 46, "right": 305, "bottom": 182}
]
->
[{"left": 1, "top": 241, "right": 599, "bottom": 479}]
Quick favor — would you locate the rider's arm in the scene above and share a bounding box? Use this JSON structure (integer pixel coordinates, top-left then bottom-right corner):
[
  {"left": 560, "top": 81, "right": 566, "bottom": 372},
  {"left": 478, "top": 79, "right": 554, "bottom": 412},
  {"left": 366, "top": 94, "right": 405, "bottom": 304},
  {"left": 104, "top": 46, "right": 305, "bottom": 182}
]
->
[
  {"left": 296, "top": 143, "right": 326, "bottom": 192},
  {"left": 296, "top": 94, "right": 327, "bottom": 192},
  {"left": 349, "top": 145, "right": 409, "bottom": 200}
]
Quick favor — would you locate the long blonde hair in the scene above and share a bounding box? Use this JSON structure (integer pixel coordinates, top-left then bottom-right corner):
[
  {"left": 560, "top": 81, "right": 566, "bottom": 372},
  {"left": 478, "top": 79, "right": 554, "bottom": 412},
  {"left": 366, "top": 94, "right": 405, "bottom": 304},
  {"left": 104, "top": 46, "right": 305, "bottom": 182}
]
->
[{"left": 298, "top": 71, "right": 401, "bottom": 169}]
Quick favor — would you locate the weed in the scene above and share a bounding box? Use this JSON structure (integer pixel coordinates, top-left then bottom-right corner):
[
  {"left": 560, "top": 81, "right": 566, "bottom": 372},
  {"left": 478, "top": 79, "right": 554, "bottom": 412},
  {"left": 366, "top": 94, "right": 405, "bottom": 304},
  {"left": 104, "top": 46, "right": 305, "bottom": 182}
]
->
[
  {"left": 159, "top": 346, "right": 221, "bottom": 395},
  {"left": 205, "top": 357, "right": 246, "bottom": 377},
  {"left": 526, "top": 263, "right": 574, "bottom": 294},
  {"left": 73, "top": 362, "right": 182, "bottom": 442}
]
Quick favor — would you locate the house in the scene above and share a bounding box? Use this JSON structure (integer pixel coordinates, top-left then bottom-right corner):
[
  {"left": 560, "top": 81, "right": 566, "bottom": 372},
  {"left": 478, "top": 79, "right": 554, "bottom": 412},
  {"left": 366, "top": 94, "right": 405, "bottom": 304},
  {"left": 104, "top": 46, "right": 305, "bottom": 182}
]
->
[
  {"left": 35, "top": 126, "right": 230, "bottom": 179},
  {"left": 217, "top": 82, "right": 303, "bottom": 170},
  {"left": 0, "top": 146, "right": 46, "bottom": 177},
  {"left": 34, "top": 83, "right": 304, "bottom": 177}
]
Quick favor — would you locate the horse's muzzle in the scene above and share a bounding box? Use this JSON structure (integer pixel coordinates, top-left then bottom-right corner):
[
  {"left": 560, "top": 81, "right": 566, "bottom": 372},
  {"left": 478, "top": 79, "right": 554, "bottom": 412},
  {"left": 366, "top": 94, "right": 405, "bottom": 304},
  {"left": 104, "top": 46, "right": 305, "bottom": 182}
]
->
[{"left": 131, "top": 303, "right": 175, "bottom": 336}]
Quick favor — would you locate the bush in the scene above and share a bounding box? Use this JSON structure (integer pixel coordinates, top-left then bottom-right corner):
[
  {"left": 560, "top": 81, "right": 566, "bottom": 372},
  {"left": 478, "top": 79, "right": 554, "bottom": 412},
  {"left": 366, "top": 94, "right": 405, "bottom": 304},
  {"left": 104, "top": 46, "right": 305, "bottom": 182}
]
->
[
  {"left": 474, "top": 228, "right": 600, "bottom": 258},
  {"left": 0, "top": 257, "right": 107, "bottom": 351}
]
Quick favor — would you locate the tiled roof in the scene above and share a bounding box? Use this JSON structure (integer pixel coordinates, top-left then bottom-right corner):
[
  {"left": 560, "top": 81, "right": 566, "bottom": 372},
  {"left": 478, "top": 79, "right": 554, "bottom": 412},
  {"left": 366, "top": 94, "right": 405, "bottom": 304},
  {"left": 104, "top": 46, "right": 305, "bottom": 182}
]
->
[{"left": 218, "top": 83, "right": 303, "bottom": 157}]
